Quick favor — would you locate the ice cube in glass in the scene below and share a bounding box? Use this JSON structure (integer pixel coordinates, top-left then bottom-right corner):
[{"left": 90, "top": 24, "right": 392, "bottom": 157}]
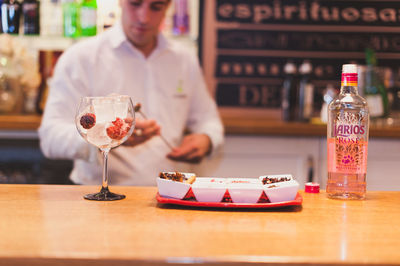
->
[
  {"left": 86, "top": 122, "right": 112, "bottom": 148},
  {"left": 114, "top": 101, "right": 128, "bottom": 118},
  {"left": 93, "top": 98, "right": 115, "bottom": 123}
]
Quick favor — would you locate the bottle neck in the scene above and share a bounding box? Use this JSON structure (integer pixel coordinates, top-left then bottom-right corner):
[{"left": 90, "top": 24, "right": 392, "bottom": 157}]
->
[
  {"left": 340, "top": 86, "right": 359, "bottom": 94},
  {"left": 340, "top": 73, "right": 359, "bottom": 94}
]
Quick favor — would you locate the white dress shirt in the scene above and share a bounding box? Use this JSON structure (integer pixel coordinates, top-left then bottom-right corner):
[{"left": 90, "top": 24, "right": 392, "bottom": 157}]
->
[{"left": 38, "top": 23, "right": 224, "bottom": 186}]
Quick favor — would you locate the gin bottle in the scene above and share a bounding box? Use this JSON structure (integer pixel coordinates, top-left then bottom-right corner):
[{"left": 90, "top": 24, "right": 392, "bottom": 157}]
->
[
  {"left": 298, "top": 60, "right": 314, "bottom": 121},
  {"left": 173, "top": 0, "right": 189, "bottom": 35},
  {"left": 62, "top": 0, "right": 80, "bottom": 38},
  {"left": 326, "top": 64, "right": 369, "bottom": 200},
  {"left": 364, "top": 48, "right": 389, "bottom": 118},
  {"left": 281, "top": 61, "right": 298, "bottom": 121},
  {"left": 22, "top": 0, "right": 40, "bottom": 35},
  {"left": 80, "top": 0, "right": 97, "bottom": 36},
  {"left": 1, "top": 0, "right": 21, "bottom": 34}
]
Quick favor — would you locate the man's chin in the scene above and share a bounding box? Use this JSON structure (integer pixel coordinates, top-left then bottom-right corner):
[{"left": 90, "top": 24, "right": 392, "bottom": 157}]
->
[
  {"left": 129, "top": 38, "right": 151, "bottom": 48},
  {"left": 132, "top": 39, "right": 150, "bottom": 47},
  {"left": 128, "top": 33, "right": 156, "bottom": 48}
]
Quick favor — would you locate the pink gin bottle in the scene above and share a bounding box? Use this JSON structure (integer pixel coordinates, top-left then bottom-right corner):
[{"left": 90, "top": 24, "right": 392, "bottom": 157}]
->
[{"left": 326, "top": 64, "right": 369, "bottom": 200}]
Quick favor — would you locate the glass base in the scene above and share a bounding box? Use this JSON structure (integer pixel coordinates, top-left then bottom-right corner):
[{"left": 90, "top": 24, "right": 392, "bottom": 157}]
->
[
  {"left": 84, "top": 186, "right": 125, "bottom": 201},
  {"left": 327, "top": 193, "right": 365, "bottom": 200}
]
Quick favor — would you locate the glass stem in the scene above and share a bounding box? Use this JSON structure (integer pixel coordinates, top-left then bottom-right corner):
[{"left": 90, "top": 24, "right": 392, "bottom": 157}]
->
[{"left": 101, "top": 148, "right": 111, "bottom": 190}]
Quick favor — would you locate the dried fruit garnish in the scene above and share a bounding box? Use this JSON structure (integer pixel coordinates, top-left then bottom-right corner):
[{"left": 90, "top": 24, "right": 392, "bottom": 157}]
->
[
  {"left": 106, "top": 117, "right": 130, "bottom": 140},
  {"left": 262, "top": 176, "right": 291, "bottom": 185},
  {"left": 159, "top": 172, "right": 185, "bottom": 182},
  {"left": 80, "top": 113, "right": 96, "bottom": 129},
  {"left": 159, "top": 172, "right": 196, "bottom": 184}
]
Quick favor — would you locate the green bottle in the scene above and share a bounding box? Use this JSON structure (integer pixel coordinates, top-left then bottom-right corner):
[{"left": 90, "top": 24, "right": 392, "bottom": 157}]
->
[
  {"left": 62, "top": 0, "right": 80, "bottom": 38},
  {"left": 364, "top": 48, "right": 389, "bottom": 118},
  {"left": 80, "top": 0, "right": 97, "bottom": 36}
]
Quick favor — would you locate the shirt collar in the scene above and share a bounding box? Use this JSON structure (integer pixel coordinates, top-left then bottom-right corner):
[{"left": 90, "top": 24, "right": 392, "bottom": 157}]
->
[
  {"left": 109, "top": 22, "right": 127, "bottom": 49},
  {"left": 109, "top": 22, "right": 172, "bottom": 55}
]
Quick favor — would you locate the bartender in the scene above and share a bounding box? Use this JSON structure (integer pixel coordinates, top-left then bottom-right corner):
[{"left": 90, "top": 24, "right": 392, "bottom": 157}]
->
[{"left": 38, "top": 0, "right": 224, "bottom": 186}]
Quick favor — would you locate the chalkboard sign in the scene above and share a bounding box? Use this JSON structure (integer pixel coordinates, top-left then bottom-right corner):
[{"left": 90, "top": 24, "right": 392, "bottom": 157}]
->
[{"left": 200, "top": 0, "right": 400, "bottom": 119}]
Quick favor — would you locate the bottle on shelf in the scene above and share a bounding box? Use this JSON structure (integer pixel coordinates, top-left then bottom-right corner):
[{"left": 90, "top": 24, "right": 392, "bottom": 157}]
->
[
  {"left": 0, "top": 0, "right": 3, "bottom": 32},
  {"left": 22, "top": 0, "right": 40, "bottom": 35},
  {"left": 172, "top": 0, "right": 189, "bottom": 35},
  {"left": 297, "top": 60, "right": 314, "bottom": 121},
  {"left": 364, "top": 48, "right": 389, "bottom": 119},
  {"left": 1, "top": 0, "right": 22, "bottom": 34},
  {"left": 386, "top": 68, "right": 400, "bottom": 121},
  {"left": 326, "top": 64, "right": 369, "bottom": 200},
  {"left": 40, "top": 0, "right": 63, "bottom": 36},
  {"left": 80, "top": 0, "right": 97, "bottom": 36},
  {"left": 62, "top": 0, "right": 80, "bottom": 38},
  {"left": 281, "top": 60, "right": 298, "bottom": 121},
  {"left": 320, "top": 83, "right": 336, "bottom": 124}
]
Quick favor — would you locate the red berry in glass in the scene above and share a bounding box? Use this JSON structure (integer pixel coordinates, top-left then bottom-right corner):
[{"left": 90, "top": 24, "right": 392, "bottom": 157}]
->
[{"left": 80, "top": 113, "right": 96, "bottom": 129}]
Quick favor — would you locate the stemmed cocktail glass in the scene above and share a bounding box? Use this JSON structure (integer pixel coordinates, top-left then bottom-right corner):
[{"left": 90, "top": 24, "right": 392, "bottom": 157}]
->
[{"left": 75, "top": 95, "right": 135, "bottom": 201}]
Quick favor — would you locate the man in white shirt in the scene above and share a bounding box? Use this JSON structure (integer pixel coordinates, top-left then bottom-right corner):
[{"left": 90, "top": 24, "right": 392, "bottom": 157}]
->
[{"left": 38, "top": 0, "right": 224, "bottom": 186}]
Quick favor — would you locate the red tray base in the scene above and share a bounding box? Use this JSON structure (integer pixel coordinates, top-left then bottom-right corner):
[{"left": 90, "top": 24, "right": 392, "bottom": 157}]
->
[{"left": 156, "top": 192, "right": 302, "bottom": 209}]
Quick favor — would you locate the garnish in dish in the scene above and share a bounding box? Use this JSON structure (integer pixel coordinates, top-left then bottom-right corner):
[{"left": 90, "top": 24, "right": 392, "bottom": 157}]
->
[
  {"left": 262, "top": 176, "right": 291, "bottom": 185},
  {"left": 159, "top": 172, "right": 196, "bottom": 184}
]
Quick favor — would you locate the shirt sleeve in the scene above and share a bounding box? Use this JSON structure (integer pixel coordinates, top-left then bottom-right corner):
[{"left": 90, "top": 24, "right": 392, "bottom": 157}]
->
[
  {"left": 185, "top": 54, "right": 224, "bottom": 155},
  {"left": 38, "top": 47, "right": 97, "bottom": 162}
]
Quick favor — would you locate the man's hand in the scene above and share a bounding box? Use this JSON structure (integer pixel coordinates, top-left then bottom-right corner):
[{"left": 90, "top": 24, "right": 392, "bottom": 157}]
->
[
  {"left": 123, "top": 118, "right": 160, "bottom": 147},
  {"left": 167, "top": 134, "right": 212, "bottom": 163}
]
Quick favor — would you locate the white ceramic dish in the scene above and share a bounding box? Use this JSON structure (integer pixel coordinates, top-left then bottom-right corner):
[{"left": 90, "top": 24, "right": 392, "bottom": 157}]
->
[
  {"left": 191, "top": 178, "right": 227, "bottom": 202},
  {"left": 262, "top": 180, "right": 299, "bottom": 203},
  {"left": 156, "top": 172, "right": 195, "bottom": 199},
  {"left": 226, "top": 178, "right": 263, "bottom": 204},
  {"left": 156, "top": 178, "right": 190, "bottom": 199}
]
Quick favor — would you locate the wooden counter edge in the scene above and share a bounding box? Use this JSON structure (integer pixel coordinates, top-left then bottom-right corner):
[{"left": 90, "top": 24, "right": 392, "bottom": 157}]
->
[
  {"left": 0, "top": 115, "right": 399, "bottom": 139},
  {"left": 0, "top": 115, "right": 42, "bottom": 130},
  {"left": 1, "top": 256, "right": 397, "bottom": 266}
]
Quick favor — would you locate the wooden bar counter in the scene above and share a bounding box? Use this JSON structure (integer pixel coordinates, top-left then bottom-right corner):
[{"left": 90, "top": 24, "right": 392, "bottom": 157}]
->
[{"left": 0, "top": 185, "right": 399, "bottom": 266}]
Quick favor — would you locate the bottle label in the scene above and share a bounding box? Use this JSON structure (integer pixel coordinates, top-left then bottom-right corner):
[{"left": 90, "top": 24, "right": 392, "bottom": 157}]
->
[
  {"left": 328, "top": 110, "right": 368, "bottom": 174},
  {"left": 328, "top": 137, "right": 368, "bottom": 174},
  {"left": 341, "top": 73, "right": 357, "bottom": 87},
  {"left": 22, "top": 3, "right": 37, "bottom": 13},
  {"left": 80, "top": 7, "right": 97, "bottom": 29}
]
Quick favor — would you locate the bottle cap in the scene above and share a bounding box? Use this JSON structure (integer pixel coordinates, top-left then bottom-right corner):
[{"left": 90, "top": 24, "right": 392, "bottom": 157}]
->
[
  {"left": 299, "top": 60, "right": 312, "bottom": 74},
  {"left": 342, "top": 64, "right": 357, "bottom": 74},
  {"left": 284, "top": 61, "right": 297, "bottom": 74},
  {"left": 305, "top": 182, "right": 320, "bottom": 193}
]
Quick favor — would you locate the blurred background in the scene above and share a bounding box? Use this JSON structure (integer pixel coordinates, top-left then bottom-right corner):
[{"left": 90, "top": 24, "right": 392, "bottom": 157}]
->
[{"left": 0, "top": 0, "right": 399, "bottom": 189}]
